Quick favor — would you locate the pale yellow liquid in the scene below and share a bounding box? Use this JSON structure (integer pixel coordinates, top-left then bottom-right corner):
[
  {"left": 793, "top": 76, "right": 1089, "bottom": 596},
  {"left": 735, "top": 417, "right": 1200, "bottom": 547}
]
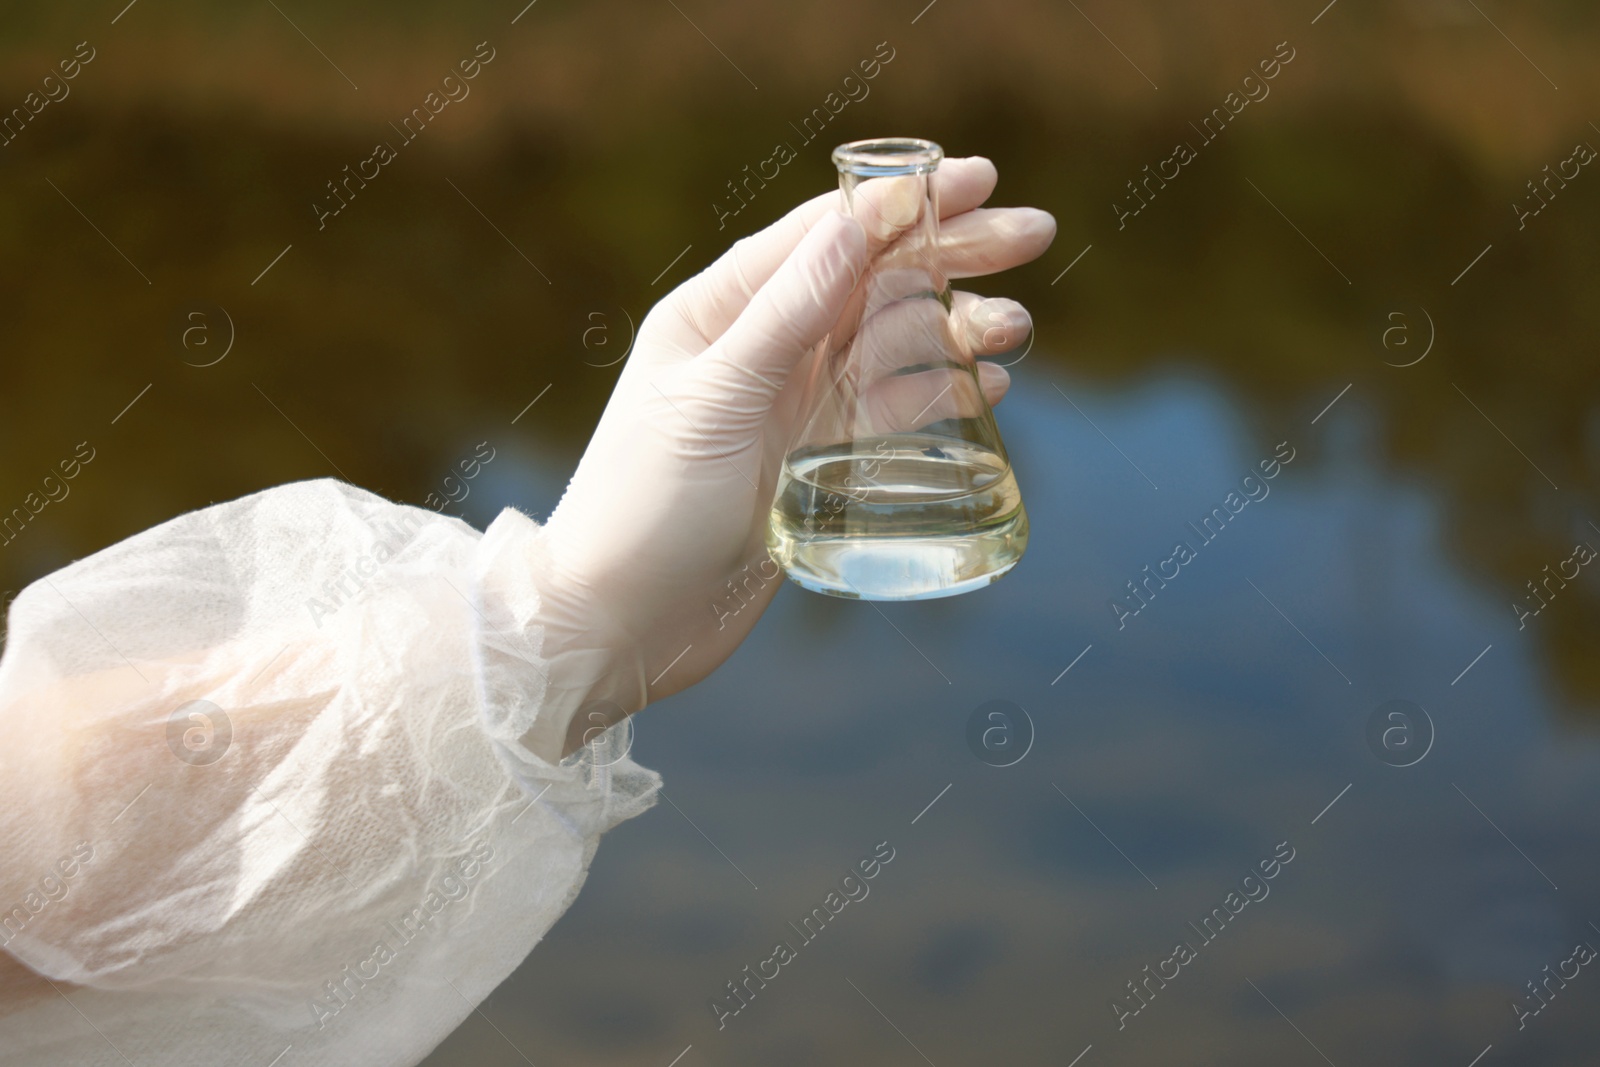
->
[{"left": 767, "top": 433, "right": 1028, "bottom": 600}]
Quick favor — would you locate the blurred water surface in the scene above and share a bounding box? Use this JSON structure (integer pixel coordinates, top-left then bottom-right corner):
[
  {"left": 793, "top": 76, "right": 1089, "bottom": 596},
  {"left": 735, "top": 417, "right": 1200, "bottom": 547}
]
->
[{"left": 2, "top": 1, "right": 1598, "bottom": 1063}]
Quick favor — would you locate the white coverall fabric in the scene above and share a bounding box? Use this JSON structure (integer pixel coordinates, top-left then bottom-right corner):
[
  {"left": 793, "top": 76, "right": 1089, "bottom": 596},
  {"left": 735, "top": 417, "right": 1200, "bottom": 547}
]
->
[{"left": 0, "top": 478, "right": 659, "bottom": 1066}]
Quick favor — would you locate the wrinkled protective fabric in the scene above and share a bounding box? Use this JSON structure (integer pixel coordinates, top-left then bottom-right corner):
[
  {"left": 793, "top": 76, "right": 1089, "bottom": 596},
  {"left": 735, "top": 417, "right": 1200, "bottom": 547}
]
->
[{"left": 0, "top": 478, "right": 659, "bottom": 1066}]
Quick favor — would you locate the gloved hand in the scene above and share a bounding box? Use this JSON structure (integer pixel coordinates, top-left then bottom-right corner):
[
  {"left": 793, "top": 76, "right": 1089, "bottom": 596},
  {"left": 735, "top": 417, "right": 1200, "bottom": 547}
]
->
[{"left": 539, "top": 157, "right": 1057, "bottom": 753}]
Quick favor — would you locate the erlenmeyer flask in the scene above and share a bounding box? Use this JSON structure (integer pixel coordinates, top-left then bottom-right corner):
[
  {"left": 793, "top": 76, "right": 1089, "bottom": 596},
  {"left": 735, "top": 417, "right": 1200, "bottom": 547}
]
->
[{"left": 767, "top": 137, "right": 1028, "bottom": 601}]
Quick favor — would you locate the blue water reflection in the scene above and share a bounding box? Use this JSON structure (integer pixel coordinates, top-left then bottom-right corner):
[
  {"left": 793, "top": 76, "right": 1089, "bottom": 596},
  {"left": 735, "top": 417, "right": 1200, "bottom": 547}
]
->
[{"left": 426, "top": 366, "right": 1600, "bottom": 1066}]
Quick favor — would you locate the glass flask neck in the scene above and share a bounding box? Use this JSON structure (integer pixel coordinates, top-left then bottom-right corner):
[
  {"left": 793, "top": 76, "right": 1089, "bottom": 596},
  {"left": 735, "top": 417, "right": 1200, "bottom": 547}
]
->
[{"left": 833, "top": 138, "right": 947, "bottom": 305}]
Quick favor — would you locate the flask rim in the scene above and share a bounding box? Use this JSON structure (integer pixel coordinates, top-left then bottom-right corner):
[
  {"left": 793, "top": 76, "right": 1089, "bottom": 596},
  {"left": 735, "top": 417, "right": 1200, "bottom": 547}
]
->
[{"left": 832, "top": 138, "right": 943, "bottom": 176}]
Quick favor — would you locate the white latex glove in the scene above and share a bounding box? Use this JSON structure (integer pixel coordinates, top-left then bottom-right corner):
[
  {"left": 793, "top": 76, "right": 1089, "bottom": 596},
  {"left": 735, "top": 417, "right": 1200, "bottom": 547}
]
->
[{"left": 541, "top": 157, "right": 1057, "bottom": 752}]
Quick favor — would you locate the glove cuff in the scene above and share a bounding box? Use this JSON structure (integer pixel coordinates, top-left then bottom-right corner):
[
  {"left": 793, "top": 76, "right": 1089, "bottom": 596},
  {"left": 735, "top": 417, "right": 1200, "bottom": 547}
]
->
[{"left": 470, "top": 505, "right": 647, "bottom": 767}]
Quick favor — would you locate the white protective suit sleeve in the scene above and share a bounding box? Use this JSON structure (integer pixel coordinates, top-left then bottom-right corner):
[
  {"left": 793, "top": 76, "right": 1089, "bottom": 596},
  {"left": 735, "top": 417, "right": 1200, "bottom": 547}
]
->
[{"left": 0, "top": 477, "right": 660, "bottom": 1067}]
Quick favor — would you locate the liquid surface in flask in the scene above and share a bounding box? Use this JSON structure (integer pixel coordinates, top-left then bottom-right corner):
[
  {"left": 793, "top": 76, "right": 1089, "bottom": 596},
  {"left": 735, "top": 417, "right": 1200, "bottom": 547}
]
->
[{"left": 767, "top": 431, "right": 1028, "bottom": 600}]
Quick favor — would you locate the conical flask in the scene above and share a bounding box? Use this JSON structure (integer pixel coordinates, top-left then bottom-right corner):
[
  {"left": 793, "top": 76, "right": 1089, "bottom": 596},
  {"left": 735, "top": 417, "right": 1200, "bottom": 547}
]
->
[{"left": 767, "top": 137, "right": 1028, "bottom": 601}]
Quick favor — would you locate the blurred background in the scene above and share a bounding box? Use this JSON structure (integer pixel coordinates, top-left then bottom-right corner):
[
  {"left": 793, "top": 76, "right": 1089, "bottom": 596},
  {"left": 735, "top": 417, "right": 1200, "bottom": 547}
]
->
[{"left": 4, "top": 0, "right": 1600, "bottom": 1064}]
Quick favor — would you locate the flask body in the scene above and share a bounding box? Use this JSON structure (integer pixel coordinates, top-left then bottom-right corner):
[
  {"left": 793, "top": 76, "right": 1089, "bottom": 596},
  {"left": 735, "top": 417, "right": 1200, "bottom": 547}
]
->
[{"left": 766, "top": 138, "right": 1028, "bottom": 601}]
